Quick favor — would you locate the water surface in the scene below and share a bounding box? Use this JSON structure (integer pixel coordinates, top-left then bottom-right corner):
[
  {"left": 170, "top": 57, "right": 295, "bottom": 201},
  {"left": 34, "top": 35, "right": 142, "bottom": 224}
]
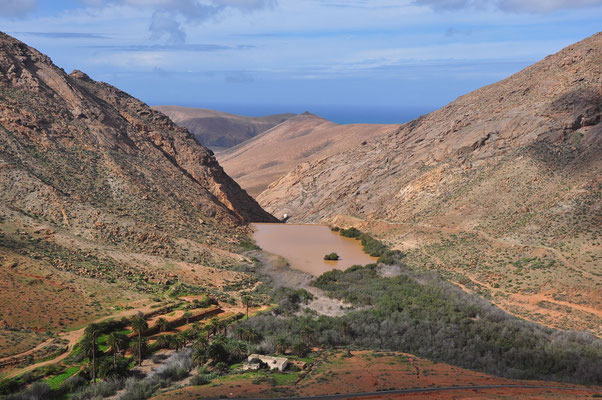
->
[{"left": 251, "top": 223, "right": 376, "bottom": 276}]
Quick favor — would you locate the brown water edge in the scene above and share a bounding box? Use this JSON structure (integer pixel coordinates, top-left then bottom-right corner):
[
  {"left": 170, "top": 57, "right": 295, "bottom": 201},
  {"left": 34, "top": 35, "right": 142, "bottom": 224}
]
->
[{"left": 251, "top": 223, "right": 377, "bottom": 276}]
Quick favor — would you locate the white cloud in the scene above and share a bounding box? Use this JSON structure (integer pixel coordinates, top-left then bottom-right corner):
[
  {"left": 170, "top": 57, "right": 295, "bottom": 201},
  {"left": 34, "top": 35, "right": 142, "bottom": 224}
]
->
[{"left": 78, "top": 0, "right": 277, "bottom": 42}]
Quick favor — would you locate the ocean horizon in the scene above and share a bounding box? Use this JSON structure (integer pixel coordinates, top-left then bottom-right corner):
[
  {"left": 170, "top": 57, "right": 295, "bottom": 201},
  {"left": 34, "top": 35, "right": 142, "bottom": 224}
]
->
[{"left": 165, "top": 103, "right": 437, "bottom": 125}]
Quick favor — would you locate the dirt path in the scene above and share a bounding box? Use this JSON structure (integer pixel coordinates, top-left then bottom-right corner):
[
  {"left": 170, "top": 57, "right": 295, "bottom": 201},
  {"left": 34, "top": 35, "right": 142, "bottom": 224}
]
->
[
  {"left": 464, "top": 275, "right": 602, "bottom": 318},
  {"left": 2, "top": 302, "right": 157, "bottom": 380},
  {"left": 0, "top": 338, "right": 55, "bottom": 364},
  {"left": 239, "top": 385, "right": 601, "bottom": 400}
]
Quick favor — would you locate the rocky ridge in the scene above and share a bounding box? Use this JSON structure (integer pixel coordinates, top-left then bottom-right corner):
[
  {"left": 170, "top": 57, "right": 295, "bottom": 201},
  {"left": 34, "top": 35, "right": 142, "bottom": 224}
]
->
[
  {"left": 152, "top": 105, "right": 295, "bottom": 148},
  {"left": 257, "top": 32, "right": 602, "bottom": 334},
  {"left": 218, "top": 112, "right": 396, "bottom": 196}
]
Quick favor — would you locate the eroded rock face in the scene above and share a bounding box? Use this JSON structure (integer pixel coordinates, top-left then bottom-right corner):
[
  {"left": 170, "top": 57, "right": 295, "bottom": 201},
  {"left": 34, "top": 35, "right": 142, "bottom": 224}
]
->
[
  {"left": 0, "top": 32, "right": 276, "bottom": 253},
  {"left": 258, "top": 32, "right": 602, "bottom": 236}
]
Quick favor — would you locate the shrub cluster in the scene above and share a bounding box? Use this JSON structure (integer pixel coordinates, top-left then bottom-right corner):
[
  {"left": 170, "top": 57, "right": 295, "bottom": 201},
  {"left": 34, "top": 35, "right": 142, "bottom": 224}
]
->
[
  {"left": 236, "top": 265, "right": 602, "bottom": 385},
  {"left": 335, "top": 227, "right": 403, "bottom": 265}
]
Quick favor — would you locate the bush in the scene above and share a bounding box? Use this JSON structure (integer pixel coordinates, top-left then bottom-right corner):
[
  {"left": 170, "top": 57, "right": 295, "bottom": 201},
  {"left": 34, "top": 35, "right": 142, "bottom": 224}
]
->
[
  {"left": 70, "top": 379, "right": 123, "bottom": 399},
  {"left": 339, "top": 227, "right": 361, "bottom": 238},
  {"left": 3, "top": 382, "right": 51, "bottom": 400},
  {"left": 120, "top": 378, "right": 158, "bottom": 400},
  {"left": 190, "top": 374, "right": 211, "bottom": 385},
  {"left": 291, "top": 341, "right": 311, "bottom": 357},
  {"left": 59, "top": 374, "right": 86, "bottom": 393},
  {"left": 324, "top": 252, "right": 339, "bottom": 261}
]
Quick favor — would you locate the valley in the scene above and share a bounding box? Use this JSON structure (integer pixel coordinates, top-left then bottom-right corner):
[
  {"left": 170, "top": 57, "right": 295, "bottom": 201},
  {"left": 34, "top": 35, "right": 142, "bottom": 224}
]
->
[{"left": 0, "top": 24, "right": 601, "bottom": 400}]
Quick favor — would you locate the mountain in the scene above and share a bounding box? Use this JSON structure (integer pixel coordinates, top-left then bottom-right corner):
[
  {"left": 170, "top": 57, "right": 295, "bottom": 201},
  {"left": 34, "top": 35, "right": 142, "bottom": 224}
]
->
[
  {"left": 258, "top": 33, "right": 602, "bottom": 335},
  {"left": 0, "top": 32, "right": 275, "bottom": 342},
  {"left": 217, "top": 112, "right": 397, "bottom": 196},
  {"left": 151, "top": 105, "right": 295, "bottom": 148}
]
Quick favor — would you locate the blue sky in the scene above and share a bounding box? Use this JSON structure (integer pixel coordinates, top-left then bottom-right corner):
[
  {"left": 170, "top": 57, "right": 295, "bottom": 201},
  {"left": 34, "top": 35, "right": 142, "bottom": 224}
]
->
[{"left": 1, "top": 0, "right": 601, "bottom": 122}]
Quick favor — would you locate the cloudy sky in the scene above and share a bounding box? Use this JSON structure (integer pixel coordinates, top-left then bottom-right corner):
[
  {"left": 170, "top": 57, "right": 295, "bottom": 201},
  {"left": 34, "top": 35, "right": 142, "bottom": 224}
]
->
[{"left": 1, "top": 0, "right": 601, "bottom": 122}]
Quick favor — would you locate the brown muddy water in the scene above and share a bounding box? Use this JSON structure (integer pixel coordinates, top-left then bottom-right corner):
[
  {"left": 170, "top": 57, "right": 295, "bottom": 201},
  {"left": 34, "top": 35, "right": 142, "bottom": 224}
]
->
[{"left": 251, "top": 223, "right": 377, "bottom": 276}]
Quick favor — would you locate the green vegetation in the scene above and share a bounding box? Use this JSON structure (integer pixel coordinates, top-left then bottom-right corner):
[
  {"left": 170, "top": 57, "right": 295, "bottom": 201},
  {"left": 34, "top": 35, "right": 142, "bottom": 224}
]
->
[
  {"left": 334, "top": 226, "right": 404, "bottom": 265},
  {"left": 235, "top": 264, "right": 602, "bottom": 384},
  {"left": 323, "top": 252, "right": 339, "bottom": 261},
  {"left": 44, "top": 366, "right": 80, "bottom": 390}
]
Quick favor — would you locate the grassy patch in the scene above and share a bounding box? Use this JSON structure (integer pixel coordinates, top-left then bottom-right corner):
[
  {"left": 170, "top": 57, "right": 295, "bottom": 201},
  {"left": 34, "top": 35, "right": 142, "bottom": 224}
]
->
[{"left": 44, "top": 366, "right": 80, "bottom": 390}]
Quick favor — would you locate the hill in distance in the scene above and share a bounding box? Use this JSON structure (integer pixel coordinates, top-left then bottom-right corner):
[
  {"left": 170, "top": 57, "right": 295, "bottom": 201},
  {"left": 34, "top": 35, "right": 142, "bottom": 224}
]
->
[
  {"left": 258, "top": 32, "right": 602, "bottom": 335},
  {"left": 217, "top": 112, "right": 397, "bottom": 197},
  {"left": 151, "top": 105, "right": 295, "bottom": 149},
  {"left": 0, "top": 31, "right": 276, "bottom": 354}
]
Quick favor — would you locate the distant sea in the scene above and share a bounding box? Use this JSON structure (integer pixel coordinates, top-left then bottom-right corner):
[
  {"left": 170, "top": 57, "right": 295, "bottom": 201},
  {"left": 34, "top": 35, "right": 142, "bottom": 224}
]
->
[{"left": 183, "top": 104, "right": 436, "bottom": 125}]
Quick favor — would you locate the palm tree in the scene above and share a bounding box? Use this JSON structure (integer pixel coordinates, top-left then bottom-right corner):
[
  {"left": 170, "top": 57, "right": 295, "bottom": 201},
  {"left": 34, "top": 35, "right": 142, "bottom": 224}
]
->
[
  {"left": 229, "top": 340, "right": 248, "bottom": 361},
  {"left": 156, "top": 334, "right": 172, "bottom": 349},
  {"left": 191, "top": 322, "right": 202, "bottom": 339},
  {"left": 299, "top": 324, "right": 314, "bottom": 346},
  {"left": 155, "top": 317, "right": 170, "bottom": 333},
  {"left": 170, "top": 334, "right": 185, "bottom": 351},
  {"left": 244, "top": 328, "right": 261, "bottom": 345},
  {"left": 84, "top": 323, "right": 102, "bottom": 384},
  {"left": 192, "top": 337, "right": 209, "bottom": 366},
  {"left": 241, "top": 295, "right": 252, "bottom": 319},
  {"left": 107, "top": 332, "right": 127, "bottom": 367},
  {"left": 128, "top": 338, "right": 148, "bottom": 365},
  {"left": 275, "top": 336, "right": 290, "bottom": 355},
  {"left": 218, "top": 319, "right": 229, "bottom": 336},
  {"left": 209, "top": 317, "right": 220, "bottom": 337},
  {"left": 131, "top": 315, "right": 148, "bottom": 366},
  {"left": 339, "top": 319, "right": 352, "bottom": 342},
  {"left": 207, "top": 337, "right": 229, "bottom": 364}
]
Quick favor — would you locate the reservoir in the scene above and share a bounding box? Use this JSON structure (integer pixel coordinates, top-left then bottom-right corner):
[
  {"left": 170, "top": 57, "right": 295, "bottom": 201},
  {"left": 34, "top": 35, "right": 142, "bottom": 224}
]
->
[{"left": 251, "top": 223, "right": 377, "bottom": 276}]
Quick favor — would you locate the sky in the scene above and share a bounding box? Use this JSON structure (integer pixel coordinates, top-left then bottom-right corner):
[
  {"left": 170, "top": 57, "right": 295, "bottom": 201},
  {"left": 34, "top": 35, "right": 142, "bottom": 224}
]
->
[{"left": 1, "top": 0, "right": 601, "bottom": 123}]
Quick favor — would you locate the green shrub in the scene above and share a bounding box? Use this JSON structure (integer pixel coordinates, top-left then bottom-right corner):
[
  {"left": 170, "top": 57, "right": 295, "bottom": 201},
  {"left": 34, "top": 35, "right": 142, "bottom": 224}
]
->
[
  {"left": 324, "top": 252, "right": 339, "bottom": 260},
  {"left": 190, "top": 374, "right": 211, "bottom": 385},
  {"left": 339, "top": 227, "right": 361, "bottom": 238}
]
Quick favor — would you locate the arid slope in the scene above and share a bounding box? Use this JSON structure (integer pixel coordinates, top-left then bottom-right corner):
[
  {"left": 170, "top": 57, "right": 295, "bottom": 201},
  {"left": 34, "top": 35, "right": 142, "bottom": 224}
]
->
[
  {"left": 0, "top": 32, "right": 275, "bottom": 356},
  {"left": 152, "top": 105, "right": 294, "bottom": 148},
  {"left": 258, "top": 33, "right": 602, "bottom": 334},
  {"left": 218, "top": 112, "right": 397, "bottom": 196}
]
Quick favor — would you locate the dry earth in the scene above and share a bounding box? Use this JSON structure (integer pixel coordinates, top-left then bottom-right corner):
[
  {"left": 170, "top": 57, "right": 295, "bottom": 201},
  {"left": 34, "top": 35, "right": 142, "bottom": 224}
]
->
[
  {"left": 152, "top": 350, "right": 601, "bottom": 399},
  {"left": 217, "top": 112, "right": 396, "bottom": 196},
  {"left": 257, "top": 32, "right": 602, "bottom": 335}
]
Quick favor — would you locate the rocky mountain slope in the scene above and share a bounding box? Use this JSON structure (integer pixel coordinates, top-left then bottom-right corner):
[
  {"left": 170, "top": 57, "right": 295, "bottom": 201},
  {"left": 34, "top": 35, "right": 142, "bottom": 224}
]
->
[
  {"left": 0, "top": 32, "right": 275, "bottom": 349},
  {"left": 152, "top": 105, "right": 294, "bottom": 148},
  {"left": 258, "top": 32, "right": 602, "bottom": 334},
  {"left": 218, "top": 112, "right": 396, "bottom": 196}
]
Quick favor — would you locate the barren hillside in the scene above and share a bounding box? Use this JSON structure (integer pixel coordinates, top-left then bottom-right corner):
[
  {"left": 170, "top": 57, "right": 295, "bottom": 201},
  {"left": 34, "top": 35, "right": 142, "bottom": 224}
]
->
[
  {"left": 152, "top": 105, "right": 294, "bottom": 148},
  {"left": 0, "top": 32, "right": 276, "bottom": 354},
  {"left": 258, "top": 32, "right": 602, "bottom": 334},
  {"left": 218, "top": 112, "right": 397, "bottom": 196}
]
